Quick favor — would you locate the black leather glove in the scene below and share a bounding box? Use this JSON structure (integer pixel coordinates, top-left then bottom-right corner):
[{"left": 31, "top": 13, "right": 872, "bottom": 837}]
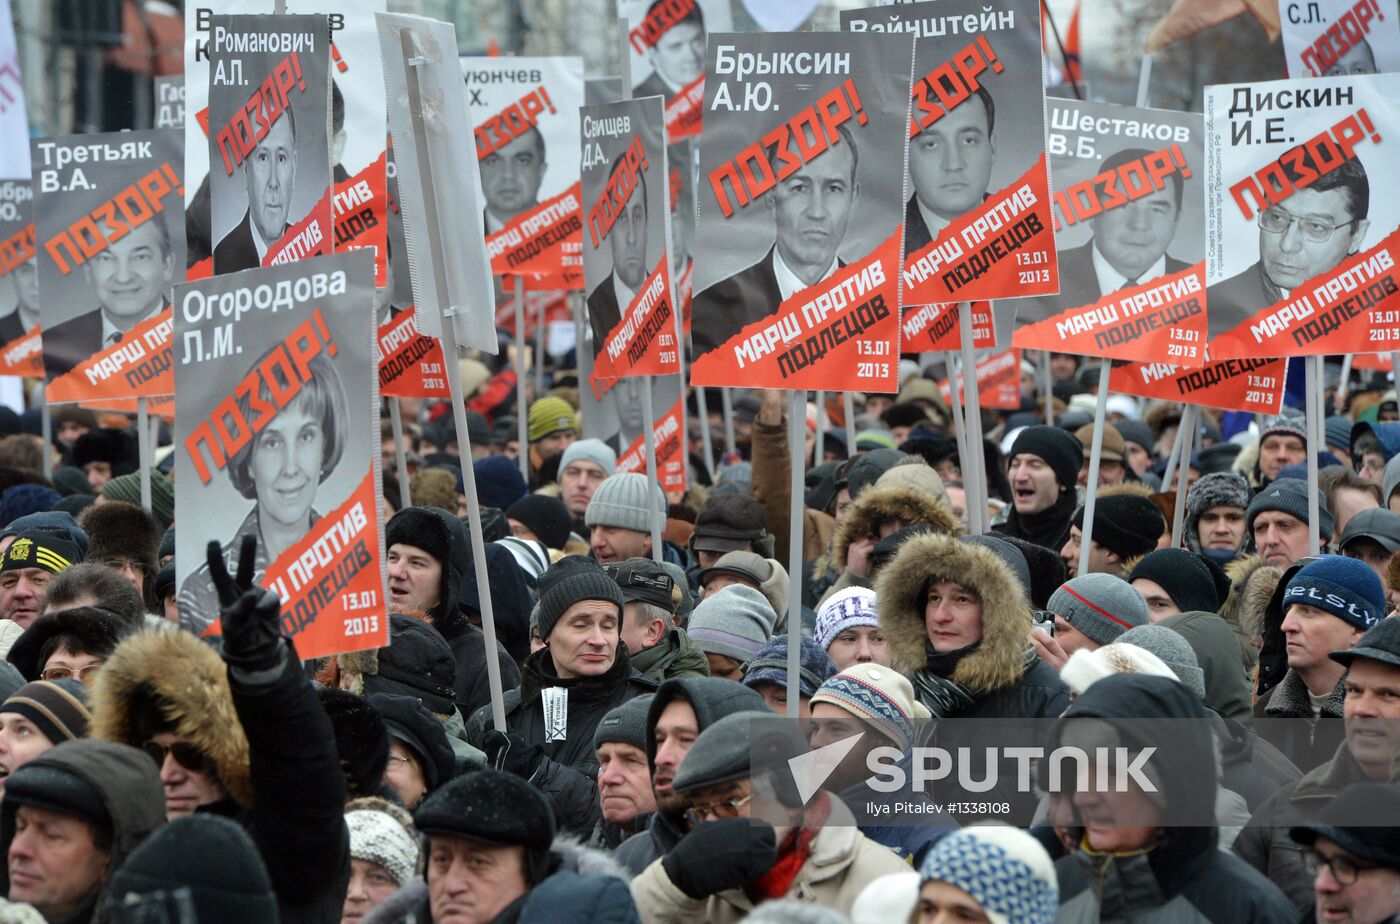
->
[
  {"left": 483, "top": 728, "right": 546, "bottom": 780},
  {"left": 208, "top": 536, "right": 284, "bottom": 673},
  {"left": 661, "top": 818, "right": 777, "bottom": 899}
]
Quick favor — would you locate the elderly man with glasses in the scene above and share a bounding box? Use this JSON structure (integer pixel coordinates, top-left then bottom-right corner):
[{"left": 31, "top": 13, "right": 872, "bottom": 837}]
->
[{"left": 1291, "top": 782, "right": 1400, "bottom": 924}]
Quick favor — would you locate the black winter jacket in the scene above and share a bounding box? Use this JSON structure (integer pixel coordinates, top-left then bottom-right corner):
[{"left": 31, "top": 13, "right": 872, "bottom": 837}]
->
[{"left": 467, "top": 648, "right": 657, "bottom": 837}]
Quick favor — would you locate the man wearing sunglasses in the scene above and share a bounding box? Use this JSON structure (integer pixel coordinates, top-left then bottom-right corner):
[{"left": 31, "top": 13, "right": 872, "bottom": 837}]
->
[
  {"left": 1207, "top": 152, "right": 1370, "bottom": 334},
  {"left": 90, "top": 536, "right": 351, "bottom": 924},
  {"left": 1291, "top": 782, "right": 1400, "bottom": 924}
]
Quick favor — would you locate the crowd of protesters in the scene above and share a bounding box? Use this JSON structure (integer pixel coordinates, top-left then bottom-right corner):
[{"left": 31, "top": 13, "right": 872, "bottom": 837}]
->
[{"left": 0, "top": 351, "right": 1398, "bottom": 923}]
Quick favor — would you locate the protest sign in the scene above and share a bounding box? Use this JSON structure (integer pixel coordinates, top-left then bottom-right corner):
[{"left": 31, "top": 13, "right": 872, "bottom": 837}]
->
[
  {"left": 1205, "top": 74, "right": 1400, "bottom": 357},
  {"left": 610, "top": 372, "right": 686, "bottom": 495},
  {"left": 616, "top": 393, "right": 687, "bottom": 493},
  {"left": 461, "top": 55, "right": 585, "bottom": 289},
  {"left": 688, "top": 32, "right": 915, "bottom": 392},
  {"left": 902, "top": 299, "right": 993, "bottom": 352},
  {"left": 617, "top": 0, "right": 733, "bottom": 141},
  {"left": 155, "top": 77, "right": 186, "bottom": 130},
  {"left": 375, "top": 138, "right": 449, "bottom": 399},
  {"left": 286, "top": 0, "right": 389, "bottom": 285},
  {"left": 1012, "top": 99, "right": 1206, "bottom": 365},
  {"left": 378, "top": 306, "right": 449, "bottom": 399},
  {"left": 581, "top": 95, "right": 679, "bottom": 392},
  {"left": 0, "top": 0, "right": 26, "bottom": 178},
  {"left": 842, "top": 0, "right": 1059, "bottom": 304},
  {"left": 207, "top": 14, "right": 333, "bottom": 277},
  {"left": 378, "top": 13, "right": 497, "bottom": 354},
  {"left": 0, "top": 181, "right": 39, "bottom": 377},
  {"left": 1282, "top": 0, "right": 1399, "bottom": 78},
  {"left": 670, "top": 138, "right": 696, "bottom": 335},
  {"left": 32, "top": 131, "right": 183, "bottom": 402},
  {"left": 937, "top": 347, "right": 1021, "bottom": 408},
  {"left": 174, "top": 251, "right": 385, "bottom": 658},
  {"left": 1108, "top": 355, "right": 1287, "bottom": 414}
]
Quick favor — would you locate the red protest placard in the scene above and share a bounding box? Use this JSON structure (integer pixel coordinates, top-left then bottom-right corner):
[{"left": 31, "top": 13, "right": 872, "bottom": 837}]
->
[
  {"left": 690, "top": 231, "right": 904, "bottom": 392},
  {"left": 1205, "top": 79, "right": 1400, "bottom": 358},
  {"left": 1012, "top": 98, "right": 1207, "bottom": 365},
  {"left": 378, "top": 306, "right": 449, "bottom": 399},
  {"left": 463, "top": 58, "right": 584, "bottom": 289},
  {"left": 937, "top": 347, "right": 1022, "bottom": 408},
  {"left": 0, "top": 191, "right": 40, "bottom": 377},
  {"left": 31, "top": 132, "right": 184, "bottom": 399},
  {"left": 901, "top": 300, "right": 994, "bottom": 353},
  {"left": 616, "top": 395, "right": 686, "bottom": 494},
  {"left": 582, "top": 100, "right": 680, "bottom": 395},
  {"left": 617, "top": 0, "right": 731, "bottom": 143},
  {"left": 175, "top": 252, "right": 384, "bottom": 660},
  {"left": 841, "top": 0, "right": 1059, "bottom": 304},
  {"left": 1108, "top": 356, "right": 1287, "bottom": 414},
  {"left": 207, "top": 18, "right": 334, "bottom": 276},
  {"left": 689, "top": 33, "right": 915, "bottom": 392}
]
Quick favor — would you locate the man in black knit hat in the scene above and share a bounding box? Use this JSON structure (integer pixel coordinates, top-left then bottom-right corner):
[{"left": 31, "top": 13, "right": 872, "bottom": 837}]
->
[
  {"left": 383, "top": 506, "right": 521, "bottom": 720},
  {"left": 994, "top": 425, "right": 1082, "bottom": 552},
  {"left": 465, "top": 556, "right": 656, "bottom": 838},
  {"left": 1060, "top": 491, "right": 1166, "bottom": 578}
]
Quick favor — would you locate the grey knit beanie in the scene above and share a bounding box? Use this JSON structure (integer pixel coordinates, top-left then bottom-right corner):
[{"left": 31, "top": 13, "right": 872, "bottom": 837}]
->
[
  {"left": 688, "top": 584, "right": 776, "bottom": 663},
  {"left": 561, "top": 438, "right": 617, "bottom": 477},
  {"left": 585, "top": 472, "right": 667, "bottom": 533},
  {"left": 1246, "top": 477, "right": 1333, "bottom": 542},
  {"left": 535, "top": 555, "right": 624, "bottom": 641},
  {"left": 1117, "top": 625, "right": 1207, "bottom": 699},
  {"left": 1183, "top": 471, "right": 1252, "bottom": 553},
  {"left": 593, "top": 694, "right": 654, "bottom": 751},
  {"left": 1047, "top": 573, "right": 1148, "bottom": 647}
]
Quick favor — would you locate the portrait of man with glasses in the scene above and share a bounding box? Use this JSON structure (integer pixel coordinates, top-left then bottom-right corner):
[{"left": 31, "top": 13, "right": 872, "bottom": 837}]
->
[{"left": 1207, "top": 152, "right": 1370, "bottom": 327}]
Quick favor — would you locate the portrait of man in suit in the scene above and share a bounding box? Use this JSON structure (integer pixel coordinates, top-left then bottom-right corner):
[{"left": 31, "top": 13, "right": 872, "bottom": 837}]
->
[
  {"left": 214, "top": 101, "right": 298, "bottom": 274},
  {"left": 588, "top": 157, "right": 651, "bottom": 348},
  {"left": 1043, "top": 146, "right": 1191, "bottom": 314},
  {"left": 482, "top": 126, "right": 547, "bottom": 234},
  {"left": 692, "top": 124, "right": 860, "bottom": 356},
  {"left": 46, "top": 213, "right": 173, "bottom": 379},
  {"left": 1325, "top": 36, "right": 1376, "bottom": 76},
  {"left": 633, "top": 0, "right": 705, "bottom": 102},
  {"left": 1207, "top": 152, "right": 1369, "bottom": 324},
  {"left": 0, "top": 252, "right": 38, "bottom": 345},
  {"left": 906, "top": 84, "right": 996, "bottom": 255}
]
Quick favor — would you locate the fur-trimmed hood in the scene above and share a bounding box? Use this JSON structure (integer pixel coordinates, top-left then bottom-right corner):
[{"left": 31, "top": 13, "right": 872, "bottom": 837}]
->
[
  {"left": 1221, "top": 554, "right": 1279, "bottom": 650},
  {"left": 90, "top": 630, "right": 253, "bottom": 807},
  {"left": 832, "top": 478, "right": 959, "bottom": 571},
  {"left": 875, "top": 532, "right": 1031, "bottom": 690}
]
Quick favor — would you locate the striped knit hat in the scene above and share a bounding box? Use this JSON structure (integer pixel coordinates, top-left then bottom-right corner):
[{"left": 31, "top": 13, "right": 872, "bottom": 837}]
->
[
  {"left": 1046, "top": 573, "right": 1148, "bottom": 647},
  {"left": 810, "top": 663, "right": 931, "bottom": 751},
  {"left": 0, "top": 680, "right": 90, "bottom": 744}
]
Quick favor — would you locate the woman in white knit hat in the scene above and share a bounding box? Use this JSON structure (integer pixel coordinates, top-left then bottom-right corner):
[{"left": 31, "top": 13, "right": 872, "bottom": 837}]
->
[{"left": 340, "top": 798, "right": 419, "bottom": 924}]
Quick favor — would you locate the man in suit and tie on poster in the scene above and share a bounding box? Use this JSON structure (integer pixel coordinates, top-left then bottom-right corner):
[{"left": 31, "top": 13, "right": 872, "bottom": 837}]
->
[
  {"left": 632, "top": 0, "right": 706, "bottom": 103},
  {"left": 215, "top": 101, "right": 299, "bottom": 274},
  {"left": 482, "top": 126, "right": 548, "bottom": 235},
  {"left": 1038, "top": 146, "right": 1191, "bottom": 313},
  {"left": 691, "top": 125, "right": 860, "bottom": 357},
  {"left": 46, "top": 213, "right": 174, "bottom": 380},
  {"left": 905, "top": 84, "right": 998, "bottom": 256},
  {"left": 588, "top": 157, "right": 651, "bottom": 349},
  {"left": 1207, "top": 152, "right": 1369, "bottom": 331}
]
